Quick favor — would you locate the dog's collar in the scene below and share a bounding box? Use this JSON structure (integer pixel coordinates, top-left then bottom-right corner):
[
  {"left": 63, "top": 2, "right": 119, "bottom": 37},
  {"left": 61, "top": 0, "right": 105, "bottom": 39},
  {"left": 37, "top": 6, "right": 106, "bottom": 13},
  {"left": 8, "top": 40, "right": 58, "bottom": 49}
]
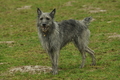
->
[
  {"left": 43, "top": 32, "right": 47, "bottom": 37},
  {"left": 41, "top": 30, "right": 46, "bottom": 36},
  {"left": 42, "top": 30, "right": 49, "bottom": 37},
  {"left": 44, "top": 34, "right": 46, "bottom": 36}
]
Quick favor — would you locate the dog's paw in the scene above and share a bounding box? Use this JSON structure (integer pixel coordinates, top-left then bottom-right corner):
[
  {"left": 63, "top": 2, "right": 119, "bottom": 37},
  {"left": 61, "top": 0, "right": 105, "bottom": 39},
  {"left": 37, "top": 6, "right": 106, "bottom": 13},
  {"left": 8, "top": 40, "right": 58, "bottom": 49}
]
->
[
  {"left": 90, "top": 62, "right": 96, "bottom": 66},
  {"left": 79, "top": 65, "right": 85, "bottom": 68},
  {"left": 50, "top": 70, "right": 58, "bottom": 75}
]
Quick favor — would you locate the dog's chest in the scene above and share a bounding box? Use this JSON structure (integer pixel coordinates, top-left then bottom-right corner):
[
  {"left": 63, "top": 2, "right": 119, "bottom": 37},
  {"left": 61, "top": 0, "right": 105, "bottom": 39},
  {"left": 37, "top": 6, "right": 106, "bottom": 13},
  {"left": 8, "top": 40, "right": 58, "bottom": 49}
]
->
[{"left": 40, "top": 34, "right": 60, "bottom": 51}]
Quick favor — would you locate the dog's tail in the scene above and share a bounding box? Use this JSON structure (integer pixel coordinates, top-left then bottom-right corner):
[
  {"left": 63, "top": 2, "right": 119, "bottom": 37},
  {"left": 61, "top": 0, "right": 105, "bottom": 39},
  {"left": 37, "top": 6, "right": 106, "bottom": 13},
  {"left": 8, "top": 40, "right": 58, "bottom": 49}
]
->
[{"left": 82, "top": 17, "right": 92, "bottom": 26}]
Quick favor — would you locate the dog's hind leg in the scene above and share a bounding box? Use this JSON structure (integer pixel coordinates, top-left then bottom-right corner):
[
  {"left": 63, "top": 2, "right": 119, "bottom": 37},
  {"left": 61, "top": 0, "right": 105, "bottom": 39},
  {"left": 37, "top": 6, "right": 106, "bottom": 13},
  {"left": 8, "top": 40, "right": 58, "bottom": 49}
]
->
[
  {"left": 73, "top": 39, "right": 86, "bottom": 68},
  {"left": 79, "top": 49, "right": 86, "bottom": 68},
  {"left": 48, "top": 50, "right": 60, "bottom": 75},
  {"left": 85, "top": 46, "right": 96, "bottom": 66}
]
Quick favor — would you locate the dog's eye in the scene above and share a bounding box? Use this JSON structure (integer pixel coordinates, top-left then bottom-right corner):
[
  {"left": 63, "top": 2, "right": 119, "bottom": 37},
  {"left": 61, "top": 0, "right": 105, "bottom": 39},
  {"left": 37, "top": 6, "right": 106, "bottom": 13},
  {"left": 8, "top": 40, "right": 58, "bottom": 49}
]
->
[
  {"left": 46, "top": 17, "right": 50, "bottom": 20},
  {"left": 40, "top": 18, "right": 43, "bottom": 20}
]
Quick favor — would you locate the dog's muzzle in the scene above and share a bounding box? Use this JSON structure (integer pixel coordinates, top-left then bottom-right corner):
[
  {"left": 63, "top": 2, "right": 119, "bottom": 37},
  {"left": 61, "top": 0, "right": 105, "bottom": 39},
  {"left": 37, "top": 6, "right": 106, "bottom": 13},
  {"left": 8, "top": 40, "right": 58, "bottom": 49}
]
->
[{"left": 41, "top": 24, "right": 49, "bottom": 32}]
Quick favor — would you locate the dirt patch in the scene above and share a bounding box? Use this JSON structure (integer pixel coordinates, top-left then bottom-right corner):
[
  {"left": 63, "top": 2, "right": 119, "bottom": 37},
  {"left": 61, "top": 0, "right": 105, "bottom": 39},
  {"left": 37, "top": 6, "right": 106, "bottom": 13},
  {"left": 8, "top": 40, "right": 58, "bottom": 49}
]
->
[
  {"left": 107, "top": 21, "right": 113, "bottom": 23},
  {"left": 108, "top": 35, "right": 120, "bottom": 38},
  {"left": 0, "top": 41, "right": 15, "bottom": 44},
  {"left": 107, "top": 33, "right": 120, "bottom": 38},
  {"left": 82, "top": 5, "right": 107, "bottom": 13},
  {"left": 17, "top": 5, "right": 31, "bottom": 10},
  {"left": 0, "top": 63, "right": 4, "bottom": 65},
  {"left": 64, "top": 1, "right": 76, "bottom": 6},
  {"left": 89, "top": 9, "right": 106, "bottom": 13},
  {"left": 9, "top": 65, "right": 52, "bottom": 74}
]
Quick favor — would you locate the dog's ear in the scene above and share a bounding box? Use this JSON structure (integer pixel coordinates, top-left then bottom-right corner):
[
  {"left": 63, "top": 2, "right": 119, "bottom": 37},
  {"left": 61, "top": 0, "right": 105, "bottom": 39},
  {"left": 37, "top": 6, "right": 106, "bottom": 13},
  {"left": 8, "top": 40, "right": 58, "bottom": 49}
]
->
[
  {"left": 37, "top": 8, "right": 42, "bottom": 16},
  {"left": 50, "top": 9, "right": 56, "bottom": 18}
]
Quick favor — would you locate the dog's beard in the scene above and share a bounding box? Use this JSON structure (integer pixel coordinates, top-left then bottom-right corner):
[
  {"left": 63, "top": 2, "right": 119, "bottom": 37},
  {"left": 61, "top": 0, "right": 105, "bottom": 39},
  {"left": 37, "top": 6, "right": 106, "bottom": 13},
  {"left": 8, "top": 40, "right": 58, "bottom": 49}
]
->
[{"left": 41, "top": 26, "right": 49, "bottom": 32}]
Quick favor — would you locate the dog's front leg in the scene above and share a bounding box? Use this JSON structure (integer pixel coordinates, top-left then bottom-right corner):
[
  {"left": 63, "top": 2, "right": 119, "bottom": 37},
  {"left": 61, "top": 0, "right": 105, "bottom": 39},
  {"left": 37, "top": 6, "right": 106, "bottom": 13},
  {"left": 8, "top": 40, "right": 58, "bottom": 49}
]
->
[{"left": 48, "top": 50, "right": 60, "bottom": 75}]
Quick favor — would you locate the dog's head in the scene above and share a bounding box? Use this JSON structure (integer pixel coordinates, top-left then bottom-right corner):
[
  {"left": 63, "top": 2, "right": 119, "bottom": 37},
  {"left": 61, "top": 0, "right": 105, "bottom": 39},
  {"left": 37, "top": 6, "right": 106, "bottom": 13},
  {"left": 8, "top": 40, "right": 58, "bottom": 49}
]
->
[{"left": 37, "top": 8, "right": 56, "bottom": 32}]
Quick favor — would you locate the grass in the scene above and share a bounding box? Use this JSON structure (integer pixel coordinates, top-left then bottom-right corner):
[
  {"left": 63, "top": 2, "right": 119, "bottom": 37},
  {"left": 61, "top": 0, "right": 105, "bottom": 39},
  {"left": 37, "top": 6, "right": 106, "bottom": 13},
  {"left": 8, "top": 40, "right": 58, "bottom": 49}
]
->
[{"left": 0, "top": 0, "right": 120, "bottom": 80}]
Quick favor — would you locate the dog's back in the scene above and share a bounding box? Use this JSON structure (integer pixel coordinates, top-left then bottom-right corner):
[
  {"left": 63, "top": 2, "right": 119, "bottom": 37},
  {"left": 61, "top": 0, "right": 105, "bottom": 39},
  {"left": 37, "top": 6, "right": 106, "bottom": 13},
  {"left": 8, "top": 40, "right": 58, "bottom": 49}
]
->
[{"left": 58, "top": 18, "right": 91, "bottom": 48}]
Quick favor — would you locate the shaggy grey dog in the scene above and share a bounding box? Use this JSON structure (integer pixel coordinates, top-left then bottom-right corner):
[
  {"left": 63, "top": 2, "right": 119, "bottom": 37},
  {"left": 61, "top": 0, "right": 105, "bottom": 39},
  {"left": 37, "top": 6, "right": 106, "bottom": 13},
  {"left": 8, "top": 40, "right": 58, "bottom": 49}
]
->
[{"left": 37, "top": 8, "right": 96, "bottom": 75}]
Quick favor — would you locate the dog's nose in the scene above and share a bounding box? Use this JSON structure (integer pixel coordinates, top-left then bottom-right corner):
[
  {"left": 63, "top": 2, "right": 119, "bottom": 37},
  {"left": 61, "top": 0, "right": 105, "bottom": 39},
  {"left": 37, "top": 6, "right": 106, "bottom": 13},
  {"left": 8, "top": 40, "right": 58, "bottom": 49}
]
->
[{"left": 42, "top": 24, "right": 46, "bottom": 27}]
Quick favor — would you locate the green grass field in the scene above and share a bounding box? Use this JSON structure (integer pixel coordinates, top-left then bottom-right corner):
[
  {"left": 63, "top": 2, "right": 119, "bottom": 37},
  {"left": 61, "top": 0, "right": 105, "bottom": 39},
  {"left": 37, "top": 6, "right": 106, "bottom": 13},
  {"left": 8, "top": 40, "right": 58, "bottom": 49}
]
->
[{"left": 0, "top": 0, "right": 120, "bottom": 80}]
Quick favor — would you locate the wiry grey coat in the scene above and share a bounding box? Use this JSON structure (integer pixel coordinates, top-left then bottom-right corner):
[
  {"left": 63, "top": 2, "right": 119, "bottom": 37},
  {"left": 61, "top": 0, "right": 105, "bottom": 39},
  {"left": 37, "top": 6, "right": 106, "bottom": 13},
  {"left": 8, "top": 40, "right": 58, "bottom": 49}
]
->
[{"left": 37, "top": 8, "right": 96, "bottom": 75}]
